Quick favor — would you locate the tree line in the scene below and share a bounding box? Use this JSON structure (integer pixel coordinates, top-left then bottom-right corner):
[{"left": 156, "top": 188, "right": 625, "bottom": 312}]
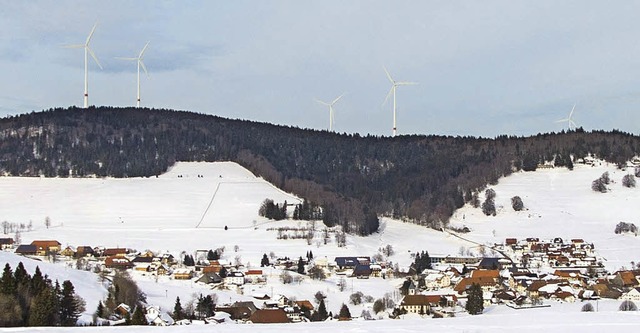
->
[
  {"left": 2, "top": 107, "right": 640, "bottom": 235},
  {"left": 0, "top": 262, "right": 85, "bottom": 327}
]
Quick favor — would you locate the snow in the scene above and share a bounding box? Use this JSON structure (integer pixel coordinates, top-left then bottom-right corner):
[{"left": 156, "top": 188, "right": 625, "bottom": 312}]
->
[
  {"left": 449, "top": 161, "right": 640, "bottom": 271},
  {"left": 2, "top": 160, "right": 640, "bottom": 331}
]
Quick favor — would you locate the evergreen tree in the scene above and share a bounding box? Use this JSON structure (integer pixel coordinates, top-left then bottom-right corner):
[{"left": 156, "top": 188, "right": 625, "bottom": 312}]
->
[
  {"left": 312, "top": 299, "right": 328, "bottom": 321},
  {"left": 260, "top": 253, "right": 270, "bottom": 267},
  {"left": 207, "top": 250, "right": 216, "bottom": 261},
  {"left": 173, "top": 296, "right": 184, "bottom": 321},
  {"left": 28, "top": 286, "right": 59, "bottom": 326},
  {"left": 59, "top": 280, "right": 84, "bottom": 326},
  {"left": 308, "top": 250, "right": 313, "bottom": 260},
  {"left": 95, "top": 301, "right": 104, "bottom": 318},
  {"left": 13, "top": 262, "right": 30, "bottom": 287},
  {"left": 219, "top": 266, "right": 228, "bottom": 278},
  {"left": 465, "top": 283, "right": 484, "bottom": 315},
  {"left": 297, "top": 257, "right": 305, "bottom": 274},
  {"left": 31, "top": 267, "right": 46, "bottom": 296},
  {"left": 1, "top": 263, "right": 15, "bottom": 295},
  {"left": 338, "top": 303, "right": 351, "bottom": 320},
  {"left": 130, "top": 306, "right": 146, "bottom": 325}
]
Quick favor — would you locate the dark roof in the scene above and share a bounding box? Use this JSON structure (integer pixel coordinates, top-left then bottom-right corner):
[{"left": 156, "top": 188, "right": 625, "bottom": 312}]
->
[
  {"left": 132, "top": 256, "right": 154, "bottom": 263},
  {"left": 15, "top": 244, "right": 37, "bottom": 254},
  {"left": 0, "top": 238, "right": 14, "bottom": 245},
  {"left": 249, "top": 309, "right": 289, "bottom": 324},
  {"left": 232, "top": 301, "right": 258, "bottom": 313},
  {"left": 196, "top": 272, "right": 222, "bottom": 284},
  {"left": 477, "top": 257, "right": 501, "bottom": 269}
]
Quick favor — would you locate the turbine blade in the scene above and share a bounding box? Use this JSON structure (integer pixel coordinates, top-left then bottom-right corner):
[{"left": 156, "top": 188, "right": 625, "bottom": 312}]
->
[
  {"left": 382, "top": 86, "right": 394, "bottom": 106},
  {"left": 315, "top": 98, "right": 329, "bottom": 106},
  {"left": 139, "top": 41, "right": 150, "bottom": 58},
  {"left": 86, "top": 22, "right": 98, "bottom": 45},
  {"left": 331, "top": 93, "right": 345, "bottom": 105},
  {"left": 568, "top": 103, "right": 576, "bottom": 119},
  {"left": 139, "top": 60, "right": 149, "bottom": 76},
  {"left": 555, "top": 119, "right": 568, "bottom": 123},
  {"left": 87, "top": 47, "right": 103, "bottom": 69},
  {"left": 383, "top": 66, "right": 394, "bottom": 83},
  {"left": 397, "top": 81, "right": 418, "bottom": 85},
  {"left": 115, "top": 57, "right": 137, "bottom": 61}
]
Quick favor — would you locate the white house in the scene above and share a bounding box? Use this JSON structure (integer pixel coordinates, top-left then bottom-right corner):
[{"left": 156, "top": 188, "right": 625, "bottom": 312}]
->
[
  {"left": 225, "top": 271, "right": 245, "bottom": 286},
  {"left": 621, "top": 288, "right": 640, "bottom": 301}
]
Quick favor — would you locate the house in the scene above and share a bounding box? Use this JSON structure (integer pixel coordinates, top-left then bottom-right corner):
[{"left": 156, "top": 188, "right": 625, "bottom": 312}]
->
[
  {"left": 60, "top": 246, "right": 76, "bottom": 257},
  {"left": 103, "top": 248, "right": 127, "bottom": 257},
  {"left": 477, "top": 258, "right": 502, "bottom": 270},
  {"left": 30, "top": 240, "right": 62, "bottom": 255},
  {"left": 216, "top": 301, "right": 258, "bottom": 321},
  {"left": 172, "top": 268, "right": 193, "bottom": 280},
  {"left": 15, "top": 244, "right": 37, "bottom": 255},
  {"left": 114, "top": 303, "right": 131, "bottom": 318},
  {"left": 334, "top": 257, "right": 370, "bottom": 269},
  {"left": 505, "top": 238, "right": 517, "bottom": 246},
  {"left": 249, "top": 309, "right": 289, "bottom": 324},
  {"left": 612, "top": 271, "right": 640, "bottom": 288},
  {"left": 353, "top": 264, "right": 372, "bottom": 279},
  {"left": 621, "top": 288, "right": 640, "bottom": 301},
  {"left": 245, "top": 270, "right": 266, "bottom": 284},
  {"left": 0, "top": 238, "right": 14, "bottom": 250},
  {"left": 105, "top": 256, "right": 133, "bottom": 270},
  {"left": 225, "top": 271, "right": 245, "bottom": 286},
  {"left": 145, "top": 306, "right": 173, "bottom": 326},
  {"left": 132, "top": 256, "right": 155, "bottom": 272},
  {"left": 196, "top": 272, "right": 222, "bottom": 285},
  {"left": 295, "top": 300, "right": 314, "bottom": 313},
  {"left": 454, "top": 277, "right": 500, "bottom": 294},
  {"left": 553, "top": 270, "right": 586, "bottom": 286},
  {"left": 399, "top": 295, "right": 442, "bottom": 314},
  {"left": 203, "top": 260, "right": 222, "bottom": 273}
]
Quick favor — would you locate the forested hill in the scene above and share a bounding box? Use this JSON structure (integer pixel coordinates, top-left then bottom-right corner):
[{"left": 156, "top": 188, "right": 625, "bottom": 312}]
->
[{"left": 1, "top": 107, "right": 639, "bottom": 235}]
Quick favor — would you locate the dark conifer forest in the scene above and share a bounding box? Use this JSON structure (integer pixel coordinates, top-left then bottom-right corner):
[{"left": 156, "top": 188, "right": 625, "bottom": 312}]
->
[{"left": 1, "top": 107, "right": 639, "bottom": 235}]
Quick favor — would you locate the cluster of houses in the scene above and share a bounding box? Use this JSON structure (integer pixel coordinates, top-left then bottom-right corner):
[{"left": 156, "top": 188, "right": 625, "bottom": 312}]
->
[
  {"left": 6, "top": 235, "right": 640, "bottom": 321},
  {"left": 394, "top": 237, "right": 640, "bottom": 316}
]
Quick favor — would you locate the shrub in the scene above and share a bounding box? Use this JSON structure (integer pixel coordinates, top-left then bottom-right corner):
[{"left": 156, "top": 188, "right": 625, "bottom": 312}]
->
[
  {"left": 622, "top": 174, "right": 636, "bottom": 188},
  {"left": 511, "top": 196, "right": 524, "bottom": 211},
  {"left": 581, "top": 303, "right": 594, "bottom": 312},
  {"left": 592, "top": 178, "right": 607, "bottom": 193},
  {"left": 349, "top": 292, "right": 364, "bottom": 305},
  {"left": 619, "top": 300, "right": 637, "bottom": 311}
]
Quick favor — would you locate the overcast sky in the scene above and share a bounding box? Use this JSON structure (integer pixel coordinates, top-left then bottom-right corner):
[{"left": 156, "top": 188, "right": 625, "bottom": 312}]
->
[{"left": 1, "top": 1, "right": 640, "bottom": 137}]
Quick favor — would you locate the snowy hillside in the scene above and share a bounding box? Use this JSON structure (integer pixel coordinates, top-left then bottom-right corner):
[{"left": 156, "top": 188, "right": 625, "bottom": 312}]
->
[
  {"left": 2, "top": 160, "right": 639, "bottom": 271},
  {"left": 449, "top": 161, "right": 640, "bottom": 271},
  {"left": 2, "top": 161, "right": 640, "bottom": 331}
]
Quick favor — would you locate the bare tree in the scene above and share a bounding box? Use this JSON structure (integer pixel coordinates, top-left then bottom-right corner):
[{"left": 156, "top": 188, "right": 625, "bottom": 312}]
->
[{"left": 45, "top": 216, "right": 51, "bottom": 229}]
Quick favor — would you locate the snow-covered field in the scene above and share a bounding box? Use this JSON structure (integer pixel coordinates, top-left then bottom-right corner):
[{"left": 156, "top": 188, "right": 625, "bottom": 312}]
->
[{"left": 2, "top": 160, "right": 640, "bottom": 331}]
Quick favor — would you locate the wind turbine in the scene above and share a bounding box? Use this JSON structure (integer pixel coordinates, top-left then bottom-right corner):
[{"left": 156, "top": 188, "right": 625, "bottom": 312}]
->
[
  {"left": 555, "top": 103, "right": 577, "bottom": 130},
  {"left": 65, "top": 22, "right": 103, "bottom": 108},
  {"left": 116, "top": 41, "right": 150, "bottom": 107},
  {"left": 315, "top": 93, "right": 344, "bottom": 132},
  {"left": 383, "top": 67, "right": 417, "bottom": 137}
]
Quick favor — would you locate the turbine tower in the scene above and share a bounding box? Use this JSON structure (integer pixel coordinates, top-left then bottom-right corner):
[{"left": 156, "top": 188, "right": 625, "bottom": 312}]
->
[
  {"left": 315, "top": 93, "right": 344, "bottom": 132},
  {"left": 116, "top": 41, "right": 150, "bottom": 107},
  {"left": 555, "top": 103, "right": 577, "bottom": 130},
  {"left": 383, "top": 67, "right": 417, "bottom": 137},
  {"left": 65, "top": 23, "right": 103, "bottom": 108}
]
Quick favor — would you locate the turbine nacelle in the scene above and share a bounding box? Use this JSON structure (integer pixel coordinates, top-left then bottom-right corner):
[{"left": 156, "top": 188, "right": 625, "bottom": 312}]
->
[{"left": 555, "top": 103, "right": 577, "bottom": 130}]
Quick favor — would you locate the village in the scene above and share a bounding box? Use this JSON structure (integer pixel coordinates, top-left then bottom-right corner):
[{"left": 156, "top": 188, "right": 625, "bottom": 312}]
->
[{"left": 2, "top": 231, "right": 640, "bottom": 326}]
